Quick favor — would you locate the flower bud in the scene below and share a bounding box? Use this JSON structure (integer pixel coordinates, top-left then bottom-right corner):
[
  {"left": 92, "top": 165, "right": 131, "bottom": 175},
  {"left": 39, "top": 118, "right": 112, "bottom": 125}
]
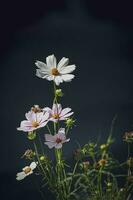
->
[
  {"left": 65, "top": 118, "right": 75, "bottom": 127},
  {"left": 100, "top": 144, "right": 107, "bottom": 150},
  {"left": 28, "top": 132, "right": 36, "bottom": 140},
  {"left": 107, "top": 182, "right": 112, "bottom": 188},
  {"left": 40, "top": 156, "right": 45, "bottom": 161},
  {"left": 55, "top": 89, "right": 63, "bottom": 97}
]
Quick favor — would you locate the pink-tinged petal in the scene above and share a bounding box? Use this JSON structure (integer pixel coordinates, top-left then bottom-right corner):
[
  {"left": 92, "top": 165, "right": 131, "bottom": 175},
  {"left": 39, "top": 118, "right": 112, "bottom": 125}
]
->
[
  {"left": 46, "top": 54, "right": 57, "bottom": 68},
  {"left": 38, "top": 121, "right": 48, "bottom": 128},
  {"left": 58, "top": 117, "right": 66, "bottom": 121},
  {"left": 45, "top": 141, "right": 56, "bottom": 149},
  {"left": 43, "top": 112, "right": 49, "bottom": 121},
  {"left": 57, "top": 57, "right": 69, "bottom": 70},
  {"left": 54, "top": 76, "right": 63, "bottom": 86},
  {"left": 57, "top": 132, "right": 66, "bottom": 141},
  {"left": 57, "top": 104, "right": 62, "bottom": 114},
  {"left": 17, "top": 126, "right": 35, "bottom": 132},
  {"left": 45, "top": 134, "right": 55, "bottom": 142},
  {"left": 49, "top": 118, "right": 59, "bottom": 123},
  {"left": 30, "top": 162, "right": 37, "bottom": 170},
  {"left": 58, "top": 128, "right": 65, "bottom": 135},
  {"left": 61, "top": 74, "right": 75, "bottom": 82},
  {"left": 63, "top": 112, "right": 74, "bottom": 118},
  {"left": 64, "top": 138, "right": 70, "bottom": 143},
  {"left": 52, "top": 104, "right": 62, "bottom": 114},
  {"left": 52, "top": 104, "right": 57, "bottom": 114},
  {"left": 60, "top": 108, "right": 72, "bottom": 117},
  {"left": 55, "top": 143, "right": 62, "bottom": 149},
  {"left": 59, "top": 65, "right": 76, "bottom": 74},
  {"left": 43, "top": 107, "right": 52, "bottom": 113},
  {"left": 25, "top": 111, "right": 36, "bottom": 122},
  {"left": 43, "top": 108, "right": 52, "bottom": 118},
  {"left": 25, "top": 111, "right": 33, "bottom": 121},
  {"left": 18, "top": 120, "right": 32, "bottom": 129},
  {"left": 37, "top": 112, "right": 49, "bottom": 123}
]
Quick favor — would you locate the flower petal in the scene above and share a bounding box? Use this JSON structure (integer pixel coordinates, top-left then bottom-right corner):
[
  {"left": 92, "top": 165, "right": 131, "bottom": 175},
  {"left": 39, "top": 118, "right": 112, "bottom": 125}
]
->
[
  {"left": 55, "top": 143, "right": 62, "bottom": 149},
  {"left": 37, "top": 112, "right": 49, "bottom": 123},
  {"left": 60, "top": 108, "right": 72, "bottom": 117},
  {"left": 36, "top": 69, "right": 47, "bottom": 79},
  {"left": 57, "top": 57, "right": 69, "bottom": 70},
  {"left": 16, "top": 172, "right": 26, "bottom": 181},
  {"left": 43, "top": 107, "right": 52, "bottom": 114},
  {"left": 61, "top": 74, "right": 75, "bottom": 82},
  {"left": 54, "top": 76, "right": 63, "bottom": 86},
  {"left": 17, "top": 120, "right": 33, "bottom": 132},
  {"left": 30, "top": 162, "right": 37, "bottom": 170},
  {"left": 58, "top": 128, "right": 65, "bottom": 135},
  {"left": 60, "top": 65, "right": 76, "bottom": 74},
  {"left": 63, "top": 138, "right": 70, "bottom": 143},
  {"left": 52, "top": 104, "right": 62, "bottom": 114},
  {"left": 45, "top": 134, "right": 55, "bottom": 142},
  {"left": 62, "top": 112, "right": 74, "bottom": 118},
  {"left": 57, "top": 132, "right": 66, "bottom": 141},
  {"left": 46, "top": 54, "right": 57, "bottom": 68},
  {"left": 38, "top": 121, "right": 48, "bottom": 128},
  {"left": 35, "top": 61, "right": 49, "bottom": 71},
  {"left": 25, "top": 111, "right": 36, "bottom": 122},
  {"left": 45, "top": 141, "right": 56, "bottom": 149}
]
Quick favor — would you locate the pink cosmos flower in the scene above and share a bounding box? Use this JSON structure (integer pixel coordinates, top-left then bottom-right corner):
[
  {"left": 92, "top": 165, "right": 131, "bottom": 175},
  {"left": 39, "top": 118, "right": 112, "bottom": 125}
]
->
[
  {"left": 43, "top": 104, "right": 73, "bottom": 122},
  {"left": 44, "top": 128, "right": 70, "bottom": 149},
  {"left": 17, "top": 111, "right": 49, "bottom": 132}
]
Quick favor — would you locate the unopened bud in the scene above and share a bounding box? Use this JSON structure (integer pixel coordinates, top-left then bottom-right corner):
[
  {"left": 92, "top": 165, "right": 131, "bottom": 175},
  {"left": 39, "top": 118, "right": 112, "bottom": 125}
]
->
[
  {"left": 55, "top": 89, "right": 63, "bottom": 97},
  {"left": 40, "top": 156, "right": 45, "bottom": 161},
  {"left": 65, "top": 118, "right": 75, "bottom": 127},
  {"left": 28, "top": 132, "right": 36, "bottom": 140}
]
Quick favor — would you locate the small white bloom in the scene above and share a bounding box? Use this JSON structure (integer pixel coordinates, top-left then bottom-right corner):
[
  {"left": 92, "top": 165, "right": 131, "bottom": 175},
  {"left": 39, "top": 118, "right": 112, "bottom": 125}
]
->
[
  {"left": 35, "top": 54, "right": 76, "bottom": 85},
  {"left": 16, "top": 162, "right": 37, "bottom": 181}
]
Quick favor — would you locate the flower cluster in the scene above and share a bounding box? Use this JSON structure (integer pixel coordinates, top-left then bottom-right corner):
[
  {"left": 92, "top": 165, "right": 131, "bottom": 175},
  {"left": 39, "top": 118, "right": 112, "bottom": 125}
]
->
[
  {"left": 16, "top": 54, "right": 133, "bottom": 200},
  {"left": 16, "top": 54, "right": 76, "bottom": 183}
]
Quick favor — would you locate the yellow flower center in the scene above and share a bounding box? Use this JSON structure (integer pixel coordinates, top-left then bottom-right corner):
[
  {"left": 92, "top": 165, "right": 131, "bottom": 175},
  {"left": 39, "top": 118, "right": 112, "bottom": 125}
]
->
[
  {"left": 32, "top": 121, "right": 39, "bottom": 127},
  {"left": 52, "top": 114, "right": 60, "bottom": 119},
  {"left": 23, "top": 167, "right": 32, "bottom": 174},
  {"left": 51, "top": 68, "right": 59, "bottom": 76}
]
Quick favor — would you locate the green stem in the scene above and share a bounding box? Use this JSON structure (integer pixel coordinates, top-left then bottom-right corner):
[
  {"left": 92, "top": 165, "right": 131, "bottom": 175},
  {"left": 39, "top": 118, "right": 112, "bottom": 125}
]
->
[
  {"left": 68, "top": 161, "right": 79, "bottom": 194},
  {"left": 46, "top": 125, "right": 52, "bottom": 134},
  {"left": 38, "top": 133, "right": 45, "bottom": 156}
]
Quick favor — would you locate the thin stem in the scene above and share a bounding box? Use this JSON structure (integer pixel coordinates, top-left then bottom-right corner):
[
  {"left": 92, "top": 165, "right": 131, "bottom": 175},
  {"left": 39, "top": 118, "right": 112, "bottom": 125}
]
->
[
  {"left": 38, "top": 133, "right": 45, "bottom": 156},
  {"left": 46, "top": 125, "right": 52, "bottom": 135},
  {"left": 33, "top": 141, "right": 47, "bottom": 178}
]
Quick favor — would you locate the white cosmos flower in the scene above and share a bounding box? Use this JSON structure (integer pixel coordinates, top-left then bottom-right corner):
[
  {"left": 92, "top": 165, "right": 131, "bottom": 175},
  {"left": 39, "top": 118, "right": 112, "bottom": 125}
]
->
[
  {"left": 16, "top": 162, "right": 37, "bottom": 181},
  {"left": 35, "top": 54, "right": 76, "bottom": 86}
]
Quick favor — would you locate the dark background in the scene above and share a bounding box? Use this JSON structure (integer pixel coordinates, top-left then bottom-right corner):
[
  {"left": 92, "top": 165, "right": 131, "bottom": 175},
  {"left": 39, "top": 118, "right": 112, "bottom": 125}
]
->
[{"left": 1, "top": 0, "right": 133, "bottom": 199}]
